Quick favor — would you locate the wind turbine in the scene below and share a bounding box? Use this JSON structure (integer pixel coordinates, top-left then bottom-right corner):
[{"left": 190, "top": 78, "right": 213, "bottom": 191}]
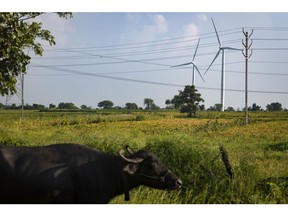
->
[
  {"left": 204, "top": 18, "right": 242, "bottom": 111},
  {"left": 170, "top": 38, "right": 205, "bottom": 86}
]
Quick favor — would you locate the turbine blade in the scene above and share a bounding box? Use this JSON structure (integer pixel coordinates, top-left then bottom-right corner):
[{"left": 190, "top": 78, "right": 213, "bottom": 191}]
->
[
  {"left": 211, "top": 17, "right": 221, "bottom": 47},
  {"left": 192, "top": 63, "right": 205, "bottom": 83},
  {"left": 170, "top": 62, "right": 192, "bottom": 68},
  {"left": 222, "top": 46, "right": 242, "bottom": 51},
  {"left": 204, "top": 49, "right": 221, "bottom": 76},
  {"left": 192, "top": 38, "right": 200, "bottom": 61}
]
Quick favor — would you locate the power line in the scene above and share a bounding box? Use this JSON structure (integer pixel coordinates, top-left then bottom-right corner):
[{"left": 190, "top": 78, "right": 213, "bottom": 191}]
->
[
  {"left": 253, "top": 48, "right": 288, "bottom": 51},
  {"left": 28, "top": 67, "right": 288, "bottom": 77},
  {"left": 43, "top": 28, "right": 242, "bottom": 52},
  {"left": 31, "top": 63, "right": 288, "bottom": 95},
  {"left": 251, "top": 60, "right": 288, "bottom": 64},
  {"left": 35, "top": 41, "right": 288, "bottom": 60},
  {"left": 30, "top": 51, "right": 243, "bottom": 68},
  {"left": 78, "top": 40, "right": 242, "bottom": 58},
  {"left": 244, "top": 27, "right": 288, "bottom": 31},
  {"left": 253, "top": 38, "right": 288, "bottom": 41},
  {"left": 41, "top": 38, "right": 242, "bottom": 61}
]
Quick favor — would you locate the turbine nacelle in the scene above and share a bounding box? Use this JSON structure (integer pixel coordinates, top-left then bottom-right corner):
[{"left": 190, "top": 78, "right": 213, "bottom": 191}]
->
[{"left": 170, "top": 38, "right": 205, "bottom": 84}]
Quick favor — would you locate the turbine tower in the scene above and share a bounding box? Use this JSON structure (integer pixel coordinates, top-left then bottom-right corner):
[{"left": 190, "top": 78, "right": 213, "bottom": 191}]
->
[
  {"left": 171, "top": 38, "right": 205, "bottom": 86},
  {"left": 204, "top": 18, "right": 242, "bottom": 111}
]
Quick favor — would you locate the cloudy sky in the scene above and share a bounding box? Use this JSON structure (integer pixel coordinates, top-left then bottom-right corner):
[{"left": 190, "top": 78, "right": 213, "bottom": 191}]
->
[{"left": 2, "top": 2, "right": 288, "bottom": 110}]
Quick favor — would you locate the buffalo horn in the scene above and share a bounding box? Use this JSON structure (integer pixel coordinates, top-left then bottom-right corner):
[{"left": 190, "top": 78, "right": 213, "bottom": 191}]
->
[
  {"left": 125, "top": 145, "right": 134, "bottom": 155},
  {"left": 119, "top": 149, "right": 144, "bottom": 163}
]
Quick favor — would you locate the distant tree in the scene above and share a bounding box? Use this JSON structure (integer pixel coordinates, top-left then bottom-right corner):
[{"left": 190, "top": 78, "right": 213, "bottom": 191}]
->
[
  {"left": 214, "top": 104, "right": 223, "bottom": 112},
  {"left": 171, "top": 95, "right": 182, "bottom": 109},
  {"left": 0, "top": 102, "right": 4, "bottom": 109},
  {"left": 49, "top": 103, "right": 56, "bottom": 109},
  {"left": 199, "top": 104, "right": 205, "bottom": 111},
  {"left": 166, "top": 96, "right": 183, "bottom": 110},
  {"left": 207, "top": 103, "right": 222, "bottom": 111},
  {"left": 207, "top": 106, "right": 216, "bottom": 111},
  {"left": 0, "top": 12, "right": 72, "bottom": 96},
  {"left": 98, "top": 100, "right": 114, "bottom": 109},
  {"left": 23, "top": 104, "right": 33, "bottom": 110},
  {"left": 249, "top": 103, "right": 261, "bottom": 111},
  {"left": 266, "top": 102, "right": 283, "bottom": 111},
  {"left": 125, "top": 103, "right": 138, "bottom": 110},
  {"left": 165, "top": 99, "right": 172, "bottom": 109},
  {"left": 58, "top": 102, "right": 78, "bottom": 109},
  {"left": 151, "top": 103, "right": 160, "bottom": 110},
  {"left": 165, "top": 99, "right": 171, "bottom": 105},
  {"left": 171, "top": 85, "right": 204, "bottom": 118},
  {"left": 144, "top": 98, "right": 154, "bottom": 110},
  {"left": 32, "top": 103, "right": 45, "bottom": 110},
  {"left": 11, "top": 104, "right": 17, "bottom": 109},
  {"left": 225, "top": 106, "right": 235, "bottom": 112},
  {"left": 143, "top": 98, "right": 159, "bottom": 110},
  {"left": 81, "top": 104, "right": 91, "bottom": 110}
]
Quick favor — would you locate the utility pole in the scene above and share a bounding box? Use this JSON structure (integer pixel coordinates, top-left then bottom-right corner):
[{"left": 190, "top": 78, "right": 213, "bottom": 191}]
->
[
  {"left": 20, "top": 72, "right": 24, "bottom": 120},
  {"left": 242, "top": 29, "right": 253, "bottom": 125},
  {"left": 5, "top": 73, "right": 25, "bottom": 120}
]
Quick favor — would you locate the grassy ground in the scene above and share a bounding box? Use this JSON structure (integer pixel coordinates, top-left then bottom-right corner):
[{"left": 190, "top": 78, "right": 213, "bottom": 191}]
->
[{"left": 0, "top": 109, "right": 288, "bottom": 203}]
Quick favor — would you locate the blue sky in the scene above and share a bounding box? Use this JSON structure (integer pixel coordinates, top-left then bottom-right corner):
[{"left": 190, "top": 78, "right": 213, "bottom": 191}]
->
[{"left": 2, "top": 5, "right": 288, "bottom": 110}]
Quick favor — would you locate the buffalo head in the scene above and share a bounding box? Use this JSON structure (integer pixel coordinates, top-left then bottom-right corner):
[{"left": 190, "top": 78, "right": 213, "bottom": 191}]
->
[{"left": 119, "top": 146, "right": 182, "bottom": 201}]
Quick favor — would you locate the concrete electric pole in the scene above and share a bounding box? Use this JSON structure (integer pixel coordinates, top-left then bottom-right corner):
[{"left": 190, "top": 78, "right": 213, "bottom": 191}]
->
[{"left": 242, "top": 29, "right": 253, "bottom": 125}]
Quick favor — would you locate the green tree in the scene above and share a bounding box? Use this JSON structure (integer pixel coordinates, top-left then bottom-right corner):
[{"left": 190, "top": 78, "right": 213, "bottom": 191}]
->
[
  {"left": 199, "top": 104, "right": 205, "bottom": 111},
  {"left": 165, "top": 99, "right": 175, "bottom": 109},
  {"left": 58, "top": 102, "right": 78, "bottom": 109},
  {"left": 98, "top": 100, "right": 114, "bottom": 109},
  {"left": 32, "top": 103, "right": 45, "bottom": 110},
  {"left": 225, "top": 106, "right": 235, "bottom": 112},
  {"left": 266, "top": 102, "right": 283, "bottom": 111},
  {"left": 0, "top": 12, "right": 72, "bottom": 96},
  {"left": 125, "top": 102, "right": 138, "bottom": 110},
  {"left": 214, "top": 103, "right": 223, "bottom": 112},
  {"left": 144, "top": 98, "right": 154, "bottom": 110},
  {"left": 80, "top": 104, "right": 91, "bottom": 110},
  {"left": 171, "top": 95, "right": 182, "bottom": 109},
  {"left": 0, "top": 102, "right": 5, "bottom": 109},
  {"left": 172, "top": 85, "right": 204, "bottom": 118},
  {"left": 143, "top": 98, "right": 159, "bottom": 110},
  {"left": 49, "top": 103, "right": 56, "bottom": 109},
  {"left": 248, "top": 103, "right": 262, "bottom": 111}
]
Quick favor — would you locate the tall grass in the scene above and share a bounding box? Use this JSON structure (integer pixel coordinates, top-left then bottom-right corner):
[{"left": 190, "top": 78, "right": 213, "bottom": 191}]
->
[{"left": 0, "top": 110, "right": 287, "bottom": 203}]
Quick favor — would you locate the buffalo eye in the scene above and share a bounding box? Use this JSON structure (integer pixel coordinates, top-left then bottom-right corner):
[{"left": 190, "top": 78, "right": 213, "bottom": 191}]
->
[{"left": 146, "top": 157, "right": 157, "bottom": 164}]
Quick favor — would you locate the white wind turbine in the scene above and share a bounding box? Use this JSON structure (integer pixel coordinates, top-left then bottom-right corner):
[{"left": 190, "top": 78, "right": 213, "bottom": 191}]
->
[
  {"left": 171, "top": 38, "right": 205, "bottom": 86},
  {"left": 204, "top": 18, "right": 242, "bottom": 111}
]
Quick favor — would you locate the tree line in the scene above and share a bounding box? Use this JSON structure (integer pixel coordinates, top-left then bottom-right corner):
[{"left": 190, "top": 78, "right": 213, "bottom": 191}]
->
[
  {"left": 0, "top": 98, "right": 160, "bottom": 111},
  {"left": 1, "top": 97, "right": 286, "bottom": 113}
]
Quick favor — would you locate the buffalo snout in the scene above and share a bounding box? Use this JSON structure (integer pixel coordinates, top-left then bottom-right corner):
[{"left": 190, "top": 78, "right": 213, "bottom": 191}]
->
[{"left": 165, "top": 174, "right": 182, "bottom": 190}]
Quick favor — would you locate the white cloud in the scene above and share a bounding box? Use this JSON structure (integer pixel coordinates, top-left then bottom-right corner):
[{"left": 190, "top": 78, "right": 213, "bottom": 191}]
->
[
  {"left": 153, "top": 14, "right": 168, "bottom": 34},
  {"left": 35, "top": 13, "right": 75, "bottom": 47},
  {"left": 124, "top": 13, "right": 168, "bottom": 42},
  {"left": 183, "top": 23, "right": 199, "bottom": 38},
  {"left": 197, "top": 14, "right": 208, "bottom": 22},
  {"left": 172, "top": 22, "right": 200, "bottom": 54},
  {"left": 140, "top": 14, "right": 168, "bottom": 41}
]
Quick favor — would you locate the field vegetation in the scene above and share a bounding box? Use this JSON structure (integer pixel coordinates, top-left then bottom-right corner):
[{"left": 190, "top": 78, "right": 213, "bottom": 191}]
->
[{"left": 0, "top": 109, "right": 288, "bottom": 204}]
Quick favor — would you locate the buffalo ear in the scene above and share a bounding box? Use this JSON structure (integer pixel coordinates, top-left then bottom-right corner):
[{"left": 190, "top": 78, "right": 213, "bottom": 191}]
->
[{"left": 123, "top": 164, "right": 139, "bottom": 176}]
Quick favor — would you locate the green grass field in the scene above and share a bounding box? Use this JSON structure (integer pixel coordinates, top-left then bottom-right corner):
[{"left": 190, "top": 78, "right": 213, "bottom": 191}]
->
[{"left": 0, "top": 109, "right": 288, "bottom": 204}]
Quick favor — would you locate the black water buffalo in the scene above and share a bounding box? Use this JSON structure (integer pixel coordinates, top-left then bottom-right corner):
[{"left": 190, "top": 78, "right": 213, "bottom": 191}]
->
[{"left": 0, "top": 143, "right": 182, "bottom": 204}]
